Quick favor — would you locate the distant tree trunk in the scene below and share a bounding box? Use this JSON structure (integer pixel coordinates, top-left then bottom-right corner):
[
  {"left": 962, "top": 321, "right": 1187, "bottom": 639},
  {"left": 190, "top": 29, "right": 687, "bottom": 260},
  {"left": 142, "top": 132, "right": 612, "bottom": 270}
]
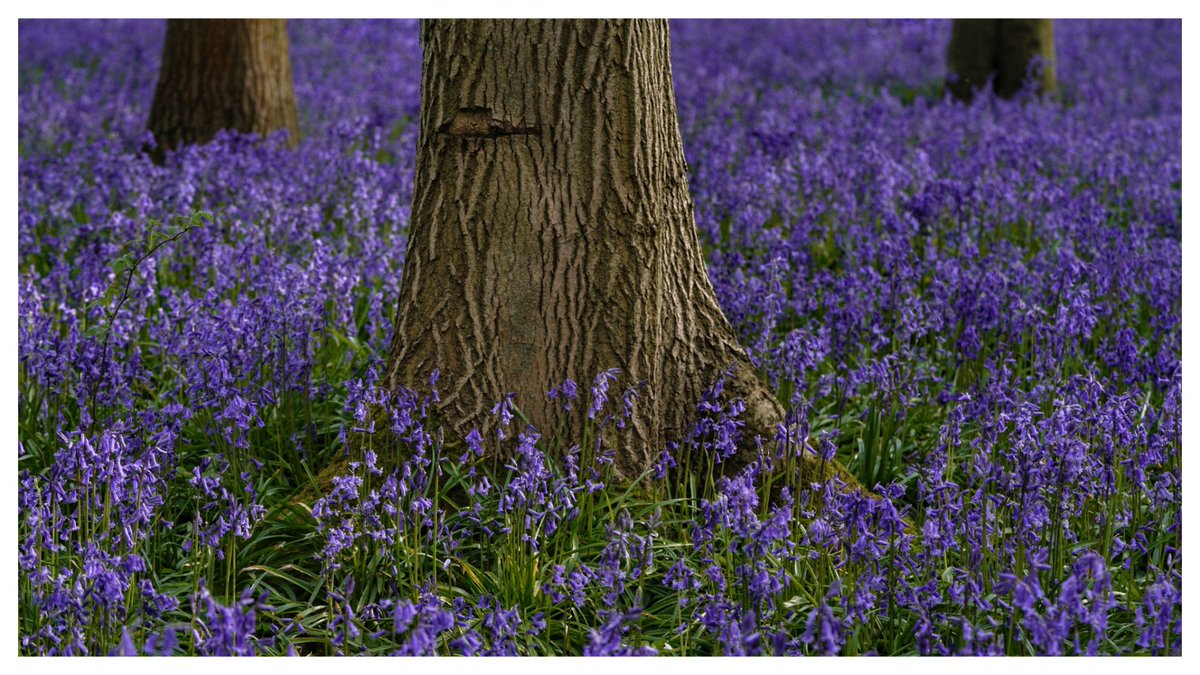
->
[
  {"left": 379, "top": 19, "right": 830, "bottom": 482},
  {"left": 147, "top": 19, "right": 299, "bottom": 159},
  {"left": 946, "top": 19, "right": 1056, "bottom": 101}
]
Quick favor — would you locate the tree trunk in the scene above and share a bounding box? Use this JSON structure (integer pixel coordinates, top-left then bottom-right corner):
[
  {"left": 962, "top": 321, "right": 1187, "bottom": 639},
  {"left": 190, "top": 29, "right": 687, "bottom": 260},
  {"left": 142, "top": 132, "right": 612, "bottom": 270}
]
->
[
  {"left": 147, "top": 19, "right": 299, "bottom": 159},
  {"left": 946, "top": 19, "right": 1056, "bottom": 102},
  {"left": 381, "top": 19, "right": 802, "bottom": 481}
]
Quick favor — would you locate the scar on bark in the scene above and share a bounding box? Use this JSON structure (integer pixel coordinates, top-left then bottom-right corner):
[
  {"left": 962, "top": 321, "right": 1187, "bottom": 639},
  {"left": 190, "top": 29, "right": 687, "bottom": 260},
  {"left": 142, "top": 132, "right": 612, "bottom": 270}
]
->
[{"left": 438, "top": 106, "right": 540, "bottom": 138}]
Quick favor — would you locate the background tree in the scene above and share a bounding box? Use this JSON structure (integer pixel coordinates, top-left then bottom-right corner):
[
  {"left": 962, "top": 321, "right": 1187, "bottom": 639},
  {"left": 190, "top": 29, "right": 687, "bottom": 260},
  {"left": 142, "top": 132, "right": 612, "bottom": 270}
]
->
[
  {"left": 946, "top": 19, "right": 1056, "bottom": 101},
  {"left": 147, "top": 19, "right": 299, "bottom": 159},
  {"left": 373, "top": 19, "right": 849, "bottom": 484}
]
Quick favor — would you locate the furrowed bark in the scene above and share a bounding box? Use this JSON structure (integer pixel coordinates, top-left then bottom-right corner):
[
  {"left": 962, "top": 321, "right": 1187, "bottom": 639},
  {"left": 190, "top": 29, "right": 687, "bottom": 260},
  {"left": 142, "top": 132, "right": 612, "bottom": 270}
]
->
[
  {"left": 147, "top": 19, "right": 299, "bottom": 159},
  {"left": 302, "top": 19, "right": 861, "bottom": 503},
  {"left": 400, "top": 19, "right": 842, "bottom": 477}
]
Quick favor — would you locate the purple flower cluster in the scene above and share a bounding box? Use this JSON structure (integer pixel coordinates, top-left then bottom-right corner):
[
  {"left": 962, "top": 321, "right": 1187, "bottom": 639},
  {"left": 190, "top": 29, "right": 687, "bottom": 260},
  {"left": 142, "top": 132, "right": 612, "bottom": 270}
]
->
[
  {"left": 312, "top": 376, "right": 661, "bottom": 654},
  {"left": 191, "top": 584, "right": 274, "bottom": 656},
  {"left": 18, "top": 427, "right": 178, "bottom": 655}
]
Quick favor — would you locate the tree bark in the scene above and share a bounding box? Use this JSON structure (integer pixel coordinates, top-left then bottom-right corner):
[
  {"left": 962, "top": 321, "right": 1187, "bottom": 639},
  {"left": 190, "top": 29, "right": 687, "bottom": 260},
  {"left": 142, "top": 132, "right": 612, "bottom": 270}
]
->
[
  {"left": 381, "top": 19, "right": 801, "bottom": 481},
  {"left": 946, "top": 19, "right": 1056, "bottom": 102},
  {"left": 147, "top": 19, "right": 299, "bottom": 158}
]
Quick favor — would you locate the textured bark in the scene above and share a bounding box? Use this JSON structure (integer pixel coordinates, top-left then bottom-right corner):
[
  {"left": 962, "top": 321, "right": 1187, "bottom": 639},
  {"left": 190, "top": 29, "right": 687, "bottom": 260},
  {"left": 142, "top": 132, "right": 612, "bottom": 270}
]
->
[
  {"left": 946, "top": 19, "right": 1056, "bottom": 101},
  {"left": 382, "top": 19, "right": 800, "bottom": 481},
  {"left": 147, "top": 19, "right": 299, "bottom": 158}
]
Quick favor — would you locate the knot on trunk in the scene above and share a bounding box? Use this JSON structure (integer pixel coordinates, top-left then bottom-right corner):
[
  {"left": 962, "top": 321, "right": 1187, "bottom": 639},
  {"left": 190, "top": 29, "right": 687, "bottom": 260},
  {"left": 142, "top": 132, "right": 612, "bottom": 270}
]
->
[{"left": 438, "top": 106, "right": 539, "bottom": 138}]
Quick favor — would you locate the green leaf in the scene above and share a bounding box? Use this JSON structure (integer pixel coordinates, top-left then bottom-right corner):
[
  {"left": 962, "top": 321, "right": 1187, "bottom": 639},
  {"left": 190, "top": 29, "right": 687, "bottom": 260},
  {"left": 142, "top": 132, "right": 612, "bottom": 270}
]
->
[{"left": 107, "top": 252, "right": 135, "bottom": 277}]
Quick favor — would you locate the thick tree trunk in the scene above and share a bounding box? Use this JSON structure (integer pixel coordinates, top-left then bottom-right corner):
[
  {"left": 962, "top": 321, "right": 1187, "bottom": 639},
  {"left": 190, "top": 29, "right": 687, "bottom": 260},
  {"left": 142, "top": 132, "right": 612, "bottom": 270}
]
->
[
  {"left": 946, "top": 19, "right": 1056, "bottom": 102},
  {"left": 147, "top": 19, "right": 299, "bottom": 158},
  {"left": 382, "top": 19, "right": 795, "bottom": 481}
]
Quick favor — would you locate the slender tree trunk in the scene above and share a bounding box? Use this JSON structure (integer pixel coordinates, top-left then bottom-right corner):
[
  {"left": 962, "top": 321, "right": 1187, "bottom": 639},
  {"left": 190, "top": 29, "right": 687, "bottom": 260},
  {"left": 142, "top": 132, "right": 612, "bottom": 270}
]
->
[
  {"left": 946, "top": 19, "right": 1056, "bottom": 102},
  {"left": 381, "top": 19, "right": 801, "bottom": 481},
  {"left": 147, "top": 19, "right": 299, "bottom": 159}
]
